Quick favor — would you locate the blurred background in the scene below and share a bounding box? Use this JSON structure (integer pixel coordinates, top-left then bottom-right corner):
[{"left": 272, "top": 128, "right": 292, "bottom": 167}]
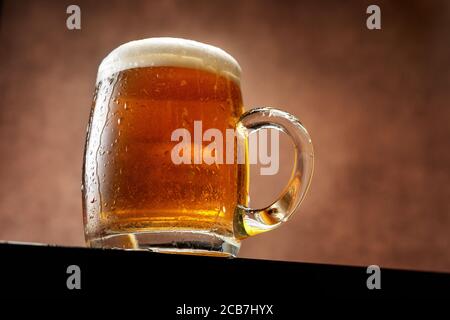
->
[{"left": 0, "top": 0, "right": 449, "bottom": 272}]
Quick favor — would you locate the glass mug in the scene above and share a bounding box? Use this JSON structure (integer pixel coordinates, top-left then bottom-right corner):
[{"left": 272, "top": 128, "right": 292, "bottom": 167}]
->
[{"left": 82, "top": 37, "right": 314, "bottom": 257}]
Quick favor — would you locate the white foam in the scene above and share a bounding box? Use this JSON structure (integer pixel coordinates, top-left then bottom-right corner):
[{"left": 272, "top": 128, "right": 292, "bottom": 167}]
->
[{"left": 96, "top": 37, "right": 242, "bottom": 85}]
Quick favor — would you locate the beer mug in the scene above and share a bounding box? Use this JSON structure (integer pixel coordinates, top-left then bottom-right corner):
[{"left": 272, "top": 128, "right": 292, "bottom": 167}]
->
[{"left": 82, "top": 38, "right": 314, "bottom": 257}]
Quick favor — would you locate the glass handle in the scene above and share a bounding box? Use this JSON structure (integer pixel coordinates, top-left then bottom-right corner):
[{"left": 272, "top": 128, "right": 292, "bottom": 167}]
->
[{"left": 234, "top": 107, "right": 314, "bottom": 239}]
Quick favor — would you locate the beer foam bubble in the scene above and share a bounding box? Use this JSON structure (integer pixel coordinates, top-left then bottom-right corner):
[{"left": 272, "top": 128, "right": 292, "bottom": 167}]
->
[{"left": 96, "top": 37, "right": 242, "bottom": 85}]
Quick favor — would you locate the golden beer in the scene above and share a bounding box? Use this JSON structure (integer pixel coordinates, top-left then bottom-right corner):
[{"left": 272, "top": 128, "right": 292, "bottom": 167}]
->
[
  {"left": 83, "top": 39, "right": 247, "bottom": 253},
  {"left": 82, "top": 38, "right": 314, "bottom": 256}
]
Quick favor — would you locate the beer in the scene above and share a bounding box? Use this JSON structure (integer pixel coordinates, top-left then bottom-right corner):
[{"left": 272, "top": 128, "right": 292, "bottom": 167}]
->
[
  {"left": 82, "top": 38, "right": 314, "bottom": 256},
  {"left": 83, "top": 39, "right": 248, "bottom": 251}
]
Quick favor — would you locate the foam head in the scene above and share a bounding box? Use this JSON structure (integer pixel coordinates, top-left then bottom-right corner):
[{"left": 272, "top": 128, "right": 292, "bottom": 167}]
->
[{"left": 96, "top": 37, "right": 242, "bottom": 85}]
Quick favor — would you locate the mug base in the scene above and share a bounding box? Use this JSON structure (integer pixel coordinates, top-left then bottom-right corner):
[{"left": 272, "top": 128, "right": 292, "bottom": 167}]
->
[{"left": 87, "top": 230, "right": 240, "bottom": 257}]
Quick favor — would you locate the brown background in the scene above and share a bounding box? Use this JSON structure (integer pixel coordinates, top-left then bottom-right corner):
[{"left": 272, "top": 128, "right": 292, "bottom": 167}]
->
[{"left": 0, "top": 0, "right": 449, "bottom": 272}]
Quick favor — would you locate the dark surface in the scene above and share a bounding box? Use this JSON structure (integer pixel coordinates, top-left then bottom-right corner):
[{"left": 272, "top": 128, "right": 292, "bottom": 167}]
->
[{"left": 0, "top": 243, "right": 448, "bottom": 304}]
